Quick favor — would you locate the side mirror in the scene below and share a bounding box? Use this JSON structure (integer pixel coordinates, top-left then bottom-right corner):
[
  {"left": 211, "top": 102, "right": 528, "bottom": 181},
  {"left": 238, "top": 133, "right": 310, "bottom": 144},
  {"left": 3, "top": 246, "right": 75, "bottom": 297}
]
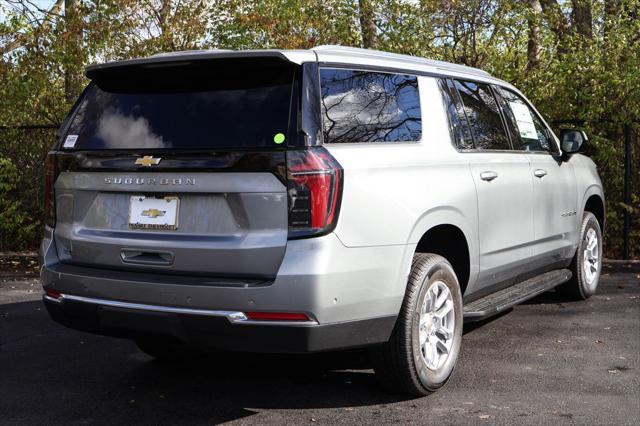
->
[{"left": 560, "top": 129, "right": 588, "bottom": 154}]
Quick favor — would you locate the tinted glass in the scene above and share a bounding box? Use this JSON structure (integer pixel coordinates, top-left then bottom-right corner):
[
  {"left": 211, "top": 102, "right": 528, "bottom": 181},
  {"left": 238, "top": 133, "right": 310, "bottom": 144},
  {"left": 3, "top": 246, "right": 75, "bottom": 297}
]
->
[
  {"left": 454, "top": 80, "right": 510, "bottom": 150},
  {"left": 440, "top": 78, "right": 474, "bottom": 149},
  {"left": 65, "top": 61, "right": 295, "bottom": 150},
  {"left": 320, "top": 69, "right": 421, "bottom": 143},
  {"left": 498, "top": 88, "right": 552, "bottom": 152}
]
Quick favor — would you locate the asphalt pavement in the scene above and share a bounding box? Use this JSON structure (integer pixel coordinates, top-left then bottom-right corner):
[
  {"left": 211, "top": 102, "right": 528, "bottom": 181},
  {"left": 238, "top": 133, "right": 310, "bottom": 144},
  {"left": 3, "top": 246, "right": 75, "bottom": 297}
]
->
[{"left": 1, "top": 263, "right": 638, "bottom": 425}]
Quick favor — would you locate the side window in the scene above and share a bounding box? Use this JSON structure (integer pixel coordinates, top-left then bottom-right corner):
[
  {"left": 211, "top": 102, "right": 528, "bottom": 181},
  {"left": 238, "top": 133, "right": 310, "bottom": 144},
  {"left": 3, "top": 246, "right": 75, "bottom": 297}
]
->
[
  {"left": 453, "top": 80, "right": 511, "bottom": 151},
  {"left": 439, "top": 78, "right": 474, "bottom": 149},
  {"left": 319, "top": 68, "right": 421, "bottom": 143},
  {"left": 498, "top": 88, "right": 552, "bottom": 152}
]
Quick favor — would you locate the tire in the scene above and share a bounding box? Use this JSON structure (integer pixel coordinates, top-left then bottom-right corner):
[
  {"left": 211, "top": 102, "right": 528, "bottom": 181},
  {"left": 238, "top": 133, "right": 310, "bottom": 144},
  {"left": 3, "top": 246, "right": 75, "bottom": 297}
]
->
[
  {"left": 371, "top": 253, "right": 463, "bottom": 396},
  {"left": 558, "top": 211, "right": 603, "bottom": 300},
  {"left": 135, "top": 337, "right": 201, "bottom": 362}
]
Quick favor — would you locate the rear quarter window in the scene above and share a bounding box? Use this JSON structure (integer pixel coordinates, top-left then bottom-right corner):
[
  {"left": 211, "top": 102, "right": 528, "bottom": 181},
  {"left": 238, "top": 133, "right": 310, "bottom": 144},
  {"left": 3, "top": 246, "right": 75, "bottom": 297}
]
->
[{"left": 319, "top": 68, "right": 422, "bottom": 143}]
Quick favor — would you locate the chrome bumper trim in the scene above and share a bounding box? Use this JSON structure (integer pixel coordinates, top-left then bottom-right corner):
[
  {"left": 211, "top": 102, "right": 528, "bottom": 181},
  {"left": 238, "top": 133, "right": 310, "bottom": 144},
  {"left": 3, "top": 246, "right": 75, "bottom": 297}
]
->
[{"left": 46, "top": 293, "right": 319, "bottom": 326}]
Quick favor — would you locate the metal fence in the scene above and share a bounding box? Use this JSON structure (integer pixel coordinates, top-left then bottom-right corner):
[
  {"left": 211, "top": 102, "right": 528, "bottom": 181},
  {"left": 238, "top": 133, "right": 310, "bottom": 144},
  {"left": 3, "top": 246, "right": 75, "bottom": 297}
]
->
[{"left": 553, "top": 120, "right": 638, "bottom": 260}]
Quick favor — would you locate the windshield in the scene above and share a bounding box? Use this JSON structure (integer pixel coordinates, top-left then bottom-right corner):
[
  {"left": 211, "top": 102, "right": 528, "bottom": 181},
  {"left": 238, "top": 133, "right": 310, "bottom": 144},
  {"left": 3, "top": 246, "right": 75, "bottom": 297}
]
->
[{"left": 64, "top": 58, "right": 296, "bottom": 150}]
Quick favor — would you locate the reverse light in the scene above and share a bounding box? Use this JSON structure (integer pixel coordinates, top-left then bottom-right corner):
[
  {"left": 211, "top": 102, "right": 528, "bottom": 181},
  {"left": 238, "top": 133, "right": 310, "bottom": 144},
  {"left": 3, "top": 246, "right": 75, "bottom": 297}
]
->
[{"left": 286, "top": 147, "right": 343, "bottom": 238}]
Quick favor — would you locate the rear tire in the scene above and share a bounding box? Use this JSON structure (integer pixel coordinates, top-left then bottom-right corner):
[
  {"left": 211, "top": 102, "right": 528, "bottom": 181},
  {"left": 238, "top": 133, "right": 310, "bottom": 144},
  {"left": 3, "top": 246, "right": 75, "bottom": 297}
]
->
[
  {"left": 558, "top": 212, "right": 602, "bottom": 300},
  {"left": 371, "top": 253, "right": 463, "bottom": 396},
  {"left": 135, "top": 337, "right": 201, "bottom": 361}
]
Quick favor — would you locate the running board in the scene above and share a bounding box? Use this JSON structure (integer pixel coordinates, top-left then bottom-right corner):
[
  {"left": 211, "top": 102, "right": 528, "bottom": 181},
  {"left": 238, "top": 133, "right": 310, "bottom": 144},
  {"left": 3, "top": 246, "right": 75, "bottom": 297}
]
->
[{"left": 463, "top": 269, "right": 572, "bottom": 322}]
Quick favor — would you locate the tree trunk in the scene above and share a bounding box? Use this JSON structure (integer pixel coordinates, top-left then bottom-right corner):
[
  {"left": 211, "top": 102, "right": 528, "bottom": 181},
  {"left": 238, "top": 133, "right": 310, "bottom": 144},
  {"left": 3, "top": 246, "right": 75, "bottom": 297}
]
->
[
  {"left": 64, "top": 0, "right": 83, "bottom": 103},
  {"left": 527, "top": 0, "right": 543, "bottom": 71},
  {"left": 540, "top": 0, "right": 570, "bottom": 41},
  {"left": 571, "top": 0, "right": 593, "bottom": 38},
  {"left": 358, "top": 0, "right": 377, "bottom": 49},
  {"left": 604, "top": 0, "right": 620, "bottom": 41}
]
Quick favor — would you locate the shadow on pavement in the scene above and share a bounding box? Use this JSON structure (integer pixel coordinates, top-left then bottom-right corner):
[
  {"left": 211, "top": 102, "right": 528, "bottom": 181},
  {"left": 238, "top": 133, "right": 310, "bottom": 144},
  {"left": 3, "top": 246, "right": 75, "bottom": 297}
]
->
[{"left": 0, "top": 300, "right": 411, "bottom": 425}]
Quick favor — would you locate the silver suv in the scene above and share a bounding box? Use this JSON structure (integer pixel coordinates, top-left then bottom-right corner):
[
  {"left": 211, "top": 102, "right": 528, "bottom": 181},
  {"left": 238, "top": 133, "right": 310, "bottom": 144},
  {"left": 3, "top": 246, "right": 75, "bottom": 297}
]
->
[{"left": 40, "top": 46, "right": 605, "bottom": 396}]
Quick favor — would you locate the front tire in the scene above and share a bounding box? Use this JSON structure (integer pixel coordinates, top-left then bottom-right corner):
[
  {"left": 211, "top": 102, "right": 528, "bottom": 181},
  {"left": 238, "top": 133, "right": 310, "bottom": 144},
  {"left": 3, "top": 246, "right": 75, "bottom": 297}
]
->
[
  {"left": 371, "top": 253, "right": 463, "bottom": 396},
  {"left": 558, "top": 211, "right": 603, "bottom": 300}
]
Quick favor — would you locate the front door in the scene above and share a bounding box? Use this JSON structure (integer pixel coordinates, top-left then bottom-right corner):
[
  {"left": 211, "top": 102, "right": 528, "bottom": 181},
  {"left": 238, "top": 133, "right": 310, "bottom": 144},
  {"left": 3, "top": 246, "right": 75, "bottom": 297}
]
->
[{"left": 496, "top": 87, "right": 578, "bottom": 267}]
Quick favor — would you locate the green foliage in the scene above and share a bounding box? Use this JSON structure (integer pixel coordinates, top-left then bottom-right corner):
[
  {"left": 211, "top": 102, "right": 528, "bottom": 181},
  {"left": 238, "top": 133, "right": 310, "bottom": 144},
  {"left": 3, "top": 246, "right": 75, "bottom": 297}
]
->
[
  {"left": 0, "top": 0, "right": 638, "bottom": 257},
  {"left": 0, "top": 157, "right": 38, "bottom": 251}
]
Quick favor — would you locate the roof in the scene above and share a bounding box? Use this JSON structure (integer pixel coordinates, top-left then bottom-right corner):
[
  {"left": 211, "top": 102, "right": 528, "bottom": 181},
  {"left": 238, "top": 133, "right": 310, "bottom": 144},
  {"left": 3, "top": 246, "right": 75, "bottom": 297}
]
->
[{"left": 85, "top": 45, "right": 504, "bottom": 85}]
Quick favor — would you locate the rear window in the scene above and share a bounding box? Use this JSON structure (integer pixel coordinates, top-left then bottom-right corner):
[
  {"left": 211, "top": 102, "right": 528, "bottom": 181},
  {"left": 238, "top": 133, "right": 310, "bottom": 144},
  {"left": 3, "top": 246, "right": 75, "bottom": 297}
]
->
[
  {"left": 64, "top": 59, "right": 296, "bottom": 150},
  {"left": 319, "top": 68, "right": 421, "bottom": 143}
]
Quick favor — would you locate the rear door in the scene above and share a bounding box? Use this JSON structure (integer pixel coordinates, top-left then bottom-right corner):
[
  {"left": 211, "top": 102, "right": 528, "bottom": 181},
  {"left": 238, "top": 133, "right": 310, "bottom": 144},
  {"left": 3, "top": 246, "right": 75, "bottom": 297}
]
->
[
  {"left": 52, "top": 57, "right": 298, "bottom": 279},
  {"left": 496, "top": 87, "right": 578, "bottom": 264},
  {"left": 445, "top": 79, "right": 535, "bottom": 288}
]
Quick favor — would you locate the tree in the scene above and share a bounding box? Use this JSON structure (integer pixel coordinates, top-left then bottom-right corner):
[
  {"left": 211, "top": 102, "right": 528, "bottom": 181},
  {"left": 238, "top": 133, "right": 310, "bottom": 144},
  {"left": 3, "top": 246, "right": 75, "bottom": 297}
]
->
[
  {"left": 64, "top": 0, "right": 83, "bottom": 102},
  {"left": 358, "top": 0, "right": 377, "bottom": 48},
  {"left": 527, "top": 0, "right": 542, "bottom": 70},
  {"left": 0, "top": 0, "right": 638, "bottom": 257},
  {"left": 571, "top": 0, "right": 593, "bottom": 38}
]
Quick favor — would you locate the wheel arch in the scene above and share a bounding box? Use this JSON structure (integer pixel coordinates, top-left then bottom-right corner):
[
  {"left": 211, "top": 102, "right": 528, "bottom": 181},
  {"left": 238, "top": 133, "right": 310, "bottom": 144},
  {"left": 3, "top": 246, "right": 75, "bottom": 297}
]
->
[
  {"left": 407, "top": 208, "right": 477, "bottom": 296},
  {"left": 581, "top": 185, "right": 605, "bottom": 233}
]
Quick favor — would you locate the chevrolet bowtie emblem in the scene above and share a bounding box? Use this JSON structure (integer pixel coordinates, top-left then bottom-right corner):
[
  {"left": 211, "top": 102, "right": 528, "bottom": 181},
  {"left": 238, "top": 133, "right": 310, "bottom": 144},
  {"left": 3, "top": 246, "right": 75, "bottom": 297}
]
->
[
  {"left": 141, "top": 208, "right": 166, "bottom": 219},
  {"left": 135, "top": 156, "right": 161, "bottom": 167}
]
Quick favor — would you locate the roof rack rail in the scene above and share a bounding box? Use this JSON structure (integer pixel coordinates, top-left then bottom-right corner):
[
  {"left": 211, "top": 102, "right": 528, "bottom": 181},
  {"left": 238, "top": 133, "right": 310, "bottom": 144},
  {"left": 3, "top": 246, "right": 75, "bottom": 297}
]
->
[{"left": 311, "top": 45, "right": 490, "bottom": 78}]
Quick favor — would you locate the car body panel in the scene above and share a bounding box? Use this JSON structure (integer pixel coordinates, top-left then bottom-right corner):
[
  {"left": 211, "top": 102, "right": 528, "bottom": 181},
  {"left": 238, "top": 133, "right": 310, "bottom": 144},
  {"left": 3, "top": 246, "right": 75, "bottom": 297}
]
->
[
  {"left": 40, "top": 47, "right": 605, "bottom": 353},
  {"left": 53, "top": 171, "right": 289, "bottom": 278}
]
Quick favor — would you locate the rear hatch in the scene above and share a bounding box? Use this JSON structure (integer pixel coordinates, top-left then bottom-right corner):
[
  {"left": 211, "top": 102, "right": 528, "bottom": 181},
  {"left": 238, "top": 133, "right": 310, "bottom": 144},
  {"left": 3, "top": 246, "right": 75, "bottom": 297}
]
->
[{"left": 51, "top": 56, "right": 299, "bottom": 279}]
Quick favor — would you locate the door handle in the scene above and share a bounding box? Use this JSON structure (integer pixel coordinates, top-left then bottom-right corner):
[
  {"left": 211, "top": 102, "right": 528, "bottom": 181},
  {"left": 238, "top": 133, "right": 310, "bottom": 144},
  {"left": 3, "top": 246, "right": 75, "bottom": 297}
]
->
[
  {"left": 480, "top": 171, "right": 498, "bottom": 181},
  {"left": 533, "top": 169, "right": 548, "bottom": 178}
]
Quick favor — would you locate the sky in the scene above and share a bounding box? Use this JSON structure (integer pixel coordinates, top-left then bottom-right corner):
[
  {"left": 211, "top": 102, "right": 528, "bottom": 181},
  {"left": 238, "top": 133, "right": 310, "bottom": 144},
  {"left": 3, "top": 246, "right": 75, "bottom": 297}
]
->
[{"left": 0, "top": 0, "right": 56, "bottom": 23}]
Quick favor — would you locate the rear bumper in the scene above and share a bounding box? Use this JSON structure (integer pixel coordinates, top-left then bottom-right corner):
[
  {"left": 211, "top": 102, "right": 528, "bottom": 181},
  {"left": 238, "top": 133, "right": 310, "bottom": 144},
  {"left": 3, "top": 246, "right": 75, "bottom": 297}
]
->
[
  {"left": 40, "top": 229, "right": 411, "bottom": 353},
  {"left": 43, "top": 294, "right": 395, "bottom": 353}
]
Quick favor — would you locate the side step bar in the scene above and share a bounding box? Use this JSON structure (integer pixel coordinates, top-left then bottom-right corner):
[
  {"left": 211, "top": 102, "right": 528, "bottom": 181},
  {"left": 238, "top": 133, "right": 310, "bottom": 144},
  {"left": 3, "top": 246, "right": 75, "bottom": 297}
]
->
[{"left": 463, "top": 269, "right": 572, "bottom": 322}]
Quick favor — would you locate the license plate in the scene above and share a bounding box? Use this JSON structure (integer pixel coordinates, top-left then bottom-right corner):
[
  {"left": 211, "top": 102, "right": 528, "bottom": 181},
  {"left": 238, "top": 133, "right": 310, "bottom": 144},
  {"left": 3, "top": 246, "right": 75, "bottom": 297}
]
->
[{"left": 129, "top": 196, "right": 179, "bottom": 230}]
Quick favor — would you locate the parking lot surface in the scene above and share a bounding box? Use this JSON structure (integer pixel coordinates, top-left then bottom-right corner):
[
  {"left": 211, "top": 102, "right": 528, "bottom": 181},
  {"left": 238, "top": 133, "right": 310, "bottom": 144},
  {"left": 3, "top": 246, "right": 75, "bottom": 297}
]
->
[{"left": 1, "top": 260, "right": 639, "bottom": 425}]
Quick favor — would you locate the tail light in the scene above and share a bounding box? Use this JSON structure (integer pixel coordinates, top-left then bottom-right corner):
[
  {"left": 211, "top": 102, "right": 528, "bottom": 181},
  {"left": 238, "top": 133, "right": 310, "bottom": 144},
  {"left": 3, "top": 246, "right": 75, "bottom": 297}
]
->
[
  {"left": 286, "top": 147, "right": 343, "bottom": 238},
  {"left": 44, "top": 153, "right": 58, "bottom": 228}
]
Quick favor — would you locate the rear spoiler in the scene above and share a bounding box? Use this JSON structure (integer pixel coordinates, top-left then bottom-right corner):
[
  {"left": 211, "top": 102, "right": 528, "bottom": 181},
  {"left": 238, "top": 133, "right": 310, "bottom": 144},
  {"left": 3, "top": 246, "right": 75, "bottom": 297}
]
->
[{"left": 85, "top": 50, "right": 303, "bottom": 81}]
